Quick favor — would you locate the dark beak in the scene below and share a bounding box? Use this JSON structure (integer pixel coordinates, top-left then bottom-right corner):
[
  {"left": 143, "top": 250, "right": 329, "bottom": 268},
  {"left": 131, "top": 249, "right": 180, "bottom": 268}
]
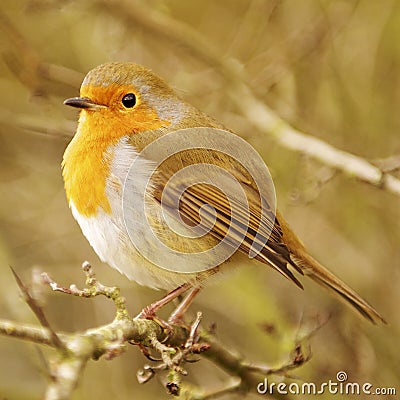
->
[{"left": 64, "top": 97, "right": 106, "bottom": 110}]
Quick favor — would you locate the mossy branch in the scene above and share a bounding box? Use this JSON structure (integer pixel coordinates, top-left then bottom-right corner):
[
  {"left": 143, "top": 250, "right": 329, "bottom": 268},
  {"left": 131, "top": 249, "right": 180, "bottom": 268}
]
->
[{"left": 0, "top": 263, "right": 311, "bottom": 400}]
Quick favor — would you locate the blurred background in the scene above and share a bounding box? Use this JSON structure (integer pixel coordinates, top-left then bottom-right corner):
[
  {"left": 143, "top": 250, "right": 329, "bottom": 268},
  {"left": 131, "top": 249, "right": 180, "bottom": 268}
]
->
[{"left": 0, "top": 0, "right": 399, "bottom": 399}]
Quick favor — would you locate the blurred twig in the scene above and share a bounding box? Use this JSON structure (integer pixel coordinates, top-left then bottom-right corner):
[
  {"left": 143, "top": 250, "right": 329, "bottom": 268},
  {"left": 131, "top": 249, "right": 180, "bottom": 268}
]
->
[
  {"left": 0, "top": 107, "right": 73, "bottom": 140},
  {"left": 11, "top": 266, "right": 66, "bottom": 350},
  {"left": 0, "top": 319, "right": 53, "bottom": 345},
  {"left": 101, "top": 0, "right": 400, "bottom": 197},
  {"left": 372, "top": 155, "right": 400, "bottom": 173},
  {"left": 0, "top": 11, "right": 82, "bottom": 92}
]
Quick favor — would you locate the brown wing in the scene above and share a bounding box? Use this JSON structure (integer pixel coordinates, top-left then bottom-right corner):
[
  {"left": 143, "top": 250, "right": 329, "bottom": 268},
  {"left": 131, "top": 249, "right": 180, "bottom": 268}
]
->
[{"left": 153, "top": 165, "right": 304, "bottom": 289}]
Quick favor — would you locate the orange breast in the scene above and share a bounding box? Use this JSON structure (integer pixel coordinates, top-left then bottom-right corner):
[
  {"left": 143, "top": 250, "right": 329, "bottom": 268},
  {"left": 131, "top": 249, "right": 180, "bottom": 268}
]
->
[{"left": 62, "top": 114, "right": 116, "bottom": 217}]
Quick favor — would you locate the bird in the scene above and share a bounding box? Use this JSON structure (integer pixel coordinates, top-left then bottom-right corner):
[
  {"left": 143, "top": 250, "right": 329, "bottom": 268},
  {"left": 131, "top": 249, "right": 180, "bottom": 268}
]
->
[{"left": 62, "top": 61, "right": 385, "bottom": 325}]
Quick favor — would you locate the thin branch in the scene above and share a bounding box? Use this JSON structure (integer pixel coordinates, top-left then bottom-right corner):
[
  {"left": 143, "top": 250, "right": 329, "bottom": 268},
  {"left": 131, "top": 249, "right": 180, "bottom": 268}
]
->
[
  {"left": 372, "top": 154, "right": 400, "bottom": 173},
  {"left": 10, "top": 266, "right": 66, "bottom": 351},
  {"left": 0, "top": 11, "right": 82, "bottom": 93},
  {"left": 200, "top": 380, "right": 242, "bottom": 400},
  {"left": 200, "top": 332, "right": 298, "bottom": 400},
  {"left": 245, "top": 344, "right": 311, "bottom": 378},
  {"left": 0, "top": 110, "right": 74, "bottom": 140},
  {"left": 0, "top": 319, "right": 53, "bottom": 345},
  {"left": 45, "top": 354, "right": 88, "bottom": 400}
]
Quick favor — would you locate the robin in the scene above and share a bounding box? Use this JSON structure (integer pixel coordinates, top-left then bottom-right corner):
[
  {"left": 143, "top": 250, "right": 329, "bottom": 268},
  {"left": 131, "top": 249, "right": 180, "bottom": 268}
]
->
[{"left": 62, "top": 62, "right": 385, "bottom": 324}]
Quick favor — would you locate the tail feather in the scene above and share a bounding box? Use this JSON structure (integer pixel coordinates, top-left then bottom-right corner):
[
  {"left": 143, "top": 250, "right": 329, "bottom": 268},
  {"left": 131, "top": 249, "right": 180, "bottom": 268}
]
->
[{"left": 293, "top": 252, "right": 386, "bottom": 325}]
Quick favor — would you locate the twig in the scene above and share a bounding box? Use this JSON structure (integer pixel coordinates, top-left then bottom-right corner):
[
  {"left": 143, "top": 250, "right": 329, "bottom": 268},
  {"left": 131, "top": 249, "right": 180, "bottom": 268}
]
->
[
  {"left": 41, "top": 261, "right": 129, "bottom": 319},
  {"left": 200, "top": 380, "right": 241, "bottom": 400},
  {"left": 0, "top": 108, "right": 74, "bottom": 140},
  {"left": 10, "top": 266, "right": 66, "bottom": 351},
  {"left": 245, "top": 344, "right": 311, "bottom": 378},
  {"left": 372, "top": 154, "right": 400, "bottom": 173},
  {"left": 0, "top": 11, "right": 82, "bottom": 94},
  {"left": 0, "top": 319, "right": 53, "bottom": 345},
  {"left": 200, "top": 332, "right": 298, "bottom": 399},
  {"left": 185, "top": 311, "right": 202, "bottom": 350}
]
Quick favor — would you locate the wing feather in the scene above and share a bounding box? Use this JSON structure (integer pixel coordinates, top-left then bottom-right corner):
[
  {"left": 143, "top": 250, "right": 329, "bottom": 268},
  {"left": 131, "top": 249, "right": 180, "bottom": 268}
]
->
[{"left": 154, "top": 168, "right": 303, "bottom": 288}]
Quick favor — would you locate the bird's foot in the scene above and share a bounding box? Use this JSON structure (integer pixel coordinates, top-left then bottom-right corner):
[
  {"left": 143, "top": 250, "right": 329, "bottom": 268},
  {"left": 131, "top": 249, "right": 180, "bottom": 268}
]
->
[{"left": 136, "top": 312, "right": 209, "bottom": 394}]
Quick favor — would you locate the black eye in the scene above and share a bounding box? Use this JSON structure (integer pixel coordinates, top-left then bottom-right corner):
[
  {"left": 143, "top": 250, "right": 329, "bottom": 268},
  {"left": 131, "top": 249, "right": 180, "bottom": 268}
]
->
[{"left": 122, "top": 93, "right": 136, "bottom": 108}]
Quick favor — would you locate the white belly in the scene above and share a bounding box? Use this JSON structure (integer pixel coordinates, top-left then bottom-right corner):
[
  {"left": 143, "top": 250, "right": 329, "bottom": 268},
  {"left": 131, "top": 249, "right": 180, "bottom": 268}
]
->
[{"left": 70, "top": 136, "right": 216, "bottom": 289}]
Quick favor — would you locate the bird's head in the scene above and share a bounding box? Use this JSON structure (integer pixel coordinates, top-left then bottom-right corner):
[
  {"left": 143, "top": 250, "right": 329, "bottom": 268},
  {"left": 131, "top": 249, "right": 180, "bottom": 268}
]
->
[{"left": 64, "top": 62, "right": 188, "bottom": 138}]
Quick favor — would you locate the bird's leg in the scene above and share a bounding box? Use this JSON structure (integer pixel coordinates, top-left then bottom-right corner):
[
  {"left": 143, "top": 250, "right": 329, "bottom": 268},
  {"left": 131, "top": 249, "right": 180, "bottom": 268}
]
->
[
  {"left": 135, "top": 283, "right": 191, "bottom": 320},
  {"left": 168, "top": 287, "right": 201, "bottom": 325},
  {"left": 134, "top": 287, "right": 205, "bottom": 381}
]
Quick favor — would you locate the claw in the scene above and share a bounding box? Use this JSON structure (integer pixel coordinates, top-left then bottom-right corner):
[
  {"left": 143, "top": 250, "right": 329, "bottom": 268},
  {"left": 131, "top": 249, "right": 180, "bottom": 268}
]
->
[
  {"left": 135, "top": 306, "right": 175, "bottom": 343},
  {"left": 134, "top": 343, "right": 162, "bottom": 362},
  {"left": 183, "top": 356, "right": 201, "bottom": 363},
  {"left": 134, "top": 294, "right": 209, "bottom": 387}
]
